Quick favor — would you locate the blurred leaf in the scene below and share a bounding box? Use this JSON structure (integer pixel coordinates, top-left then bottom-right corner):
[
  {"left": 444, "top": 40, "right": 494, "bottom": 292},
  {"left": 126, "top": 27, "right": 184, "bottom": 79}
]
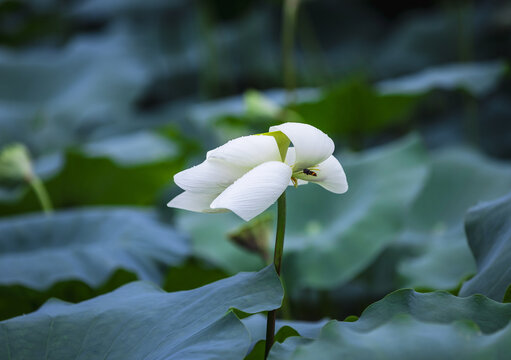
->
[
  {"left": 479, "top": 92, "right": 511, "bottom": 158},
  {"left": 0, "top": 208, "right": 189, "bottom": 290},
  {"left": 203, "top": 88, "right": 318, "bottom": 143},
  {"left": 288, "top": 79, "right": 418, "bottom": 141},
  {"left": 373, "top": 12, "right": 459, "bottom": 78},
  {"left": 459, "top": 192, "right": 511, "bottom": 301},
  {"left": 397, "top": 226, "right": 473, "bottom": 291},
  {"left": 377, "top": 61, "right": 508, "bottom": 96},
  {"left": 0, "top": 26, "right": 151, "bottom": 154},
  {"left": 175, "top": 212, "right": 265, "bottom": 274},
  {"left": 398, "top": 149, "right": 511, "bottom": 290},
  {"left": 283, "top": 135, "right": 428, "bottom": 291},
  {"left": 269, "top": 289, "right": 511, "bottom": 359},
  {"left": 83, "top": 131, "right": 178, "bottom": 166},
  {"left": 0, "top": 266, "right": 283, "bottom": 359},
  {"left": 72, "top": 0, "right": 183, "bottom": 17},
  {"left": 227, "top": 214, "right": 272, "bottom": 262},
  {"left": 0, "top": 133, "right": 184, "bottom": 215},
  {"left": 244, "top": 89, "right": 281, "bottom": 118}
]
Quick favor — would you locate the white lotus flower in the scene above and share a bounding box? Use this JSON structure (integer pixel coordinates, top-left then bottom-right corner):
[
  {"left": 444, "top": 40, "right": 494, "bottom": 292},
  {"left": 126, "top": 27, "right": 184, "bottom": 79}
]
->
[{"left": 168, "top": 122, "right": 348, "bottom": 221}]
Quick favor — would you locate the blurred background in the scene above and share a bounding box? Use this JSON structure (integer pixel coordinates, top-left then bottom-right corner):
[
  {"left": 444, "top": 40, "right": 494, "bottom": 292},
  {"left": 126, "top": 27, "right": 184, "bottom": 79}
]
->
[{"left": 0, "top": 0, "right": 510, "bottom": 322}]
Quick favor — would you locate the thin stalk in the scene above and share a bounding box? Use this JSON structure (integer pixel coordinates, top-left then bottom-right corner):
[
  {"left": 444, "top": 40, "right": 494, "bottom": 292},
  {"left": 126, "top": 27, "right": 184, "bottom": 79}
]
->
[
  {"left": 28, "top": 176, "right": 53, "bottom": 214},
  {"left": 265, "top": 192, "right": 287, "bottom": 359},
  {"left": 282, "top": 0, "right": 300, "bottom": 104},
  {"left": 197, "top": 1, "right": 220, "bottom": 99},
  {"left": 453, "top": 0, "right": 478, "bottom": 146}
]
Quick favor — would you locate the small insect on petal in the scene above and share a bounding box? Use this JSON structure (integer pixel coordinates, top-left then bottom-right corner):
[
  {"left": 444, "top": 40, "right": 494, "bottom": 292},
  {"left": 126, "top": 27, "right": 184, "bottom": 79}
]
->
[{"left": 302, "top": 168, "right": 317, "bottom": 177}]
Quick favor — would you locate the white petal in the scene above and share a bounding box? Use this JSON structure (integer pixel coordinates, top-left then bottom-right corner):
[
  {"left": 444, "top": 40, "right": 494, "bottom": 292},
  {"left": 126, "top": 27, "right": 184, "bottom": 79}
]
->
[
  {"left": 284, "top": 146, "right": 296, "bottom": 166},
  {"left": 207, "top": 135, "right": 281, "bottom": 169},
  {"left": 295, "top": 155, "right": 348, "bottom": 194},
  {"left": 210, "top": 161, "right": 292, "bottom": 221},
  {"left": 174, "top": 159, "right": 245, "bottom": 193},
  {"left": 269, "top": 122, "right": 334, "bottom": 170},
  {"left": 167, "top": 191, "right": 227, "bottom": 213}
]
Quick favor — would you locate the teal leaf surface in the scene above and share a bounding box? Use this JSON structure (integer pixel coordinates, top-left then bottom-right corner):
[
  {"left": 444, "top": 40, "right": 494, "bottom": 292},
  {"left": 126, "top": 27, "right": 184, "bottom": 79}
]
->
[
  {"left": 269, "top": 289, "right": 511, "bottom": 359},
  {"left": 0, "top": 266, "right": 283, "bottom": 360},
  {"left": 398, "top": 149, "right": 511, "bottom": 290},
  {"left": 460, "top": 192, "right": 511, "bottom": 301},
  {"left": 0, "top": 208, "right": 189, "bottom": 289}
]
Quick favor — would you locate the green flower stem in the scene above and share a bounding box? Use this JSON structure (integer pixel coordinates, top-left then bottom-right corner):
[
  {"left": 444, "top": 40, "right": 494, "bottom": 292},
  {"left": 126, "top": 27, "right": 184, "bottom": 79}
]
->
[
  {"left": 28, "top": 176, "right": 53, "bottom": 214},
  {"left": 265, "top": 192, "right": 287, "bottom": 359}
]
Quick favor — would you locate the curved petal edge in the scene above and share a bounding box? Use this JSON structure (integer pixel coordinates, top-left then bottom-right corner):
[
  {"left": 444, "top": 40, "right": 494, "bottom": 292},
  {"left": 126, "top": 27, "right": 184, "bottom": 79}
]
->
[{"left": 210, "top": 161, "right": 292, "bottom": 221}]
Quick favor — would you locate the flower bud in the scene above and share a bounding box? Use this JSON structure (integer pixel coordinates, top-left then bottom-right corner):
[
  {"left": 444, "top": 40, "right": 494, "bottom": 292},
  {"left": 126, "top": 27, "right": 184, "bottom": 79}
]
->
[{"left": 0, "top": 143, "right": 34, "bottom": 182}]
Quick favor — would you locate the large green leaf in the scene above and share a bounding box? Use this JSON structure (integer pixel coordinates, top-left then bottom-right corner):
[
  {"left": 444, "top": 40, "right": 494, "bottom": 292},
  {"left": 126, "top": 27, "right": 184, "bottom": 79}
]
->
[
  {"left": 459, "top": 192, "right": 511, "bottom": 301},
  {"left": 377, "top": 61, "right": 508, "bottom": 97},
  {"left": 0, "top": 208, "right": 189, "bottom": 290},
  {"left": 0, "top": 132, "right": 185, "bottom": 216},
  {"left": 269, "top": 289, "right": 511, "bottom": 359},
  {"left": 283, "top": 135, "right": 428, "bottom": 291},
  {"left": 0, "top": 266, "right": 283, "bottom": 360},
  {"left": 396, "top": 226, "right": 471, "bottom": 290},
  {"left": 397, "top": 149, "right": 511, "bottom": 290}
]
